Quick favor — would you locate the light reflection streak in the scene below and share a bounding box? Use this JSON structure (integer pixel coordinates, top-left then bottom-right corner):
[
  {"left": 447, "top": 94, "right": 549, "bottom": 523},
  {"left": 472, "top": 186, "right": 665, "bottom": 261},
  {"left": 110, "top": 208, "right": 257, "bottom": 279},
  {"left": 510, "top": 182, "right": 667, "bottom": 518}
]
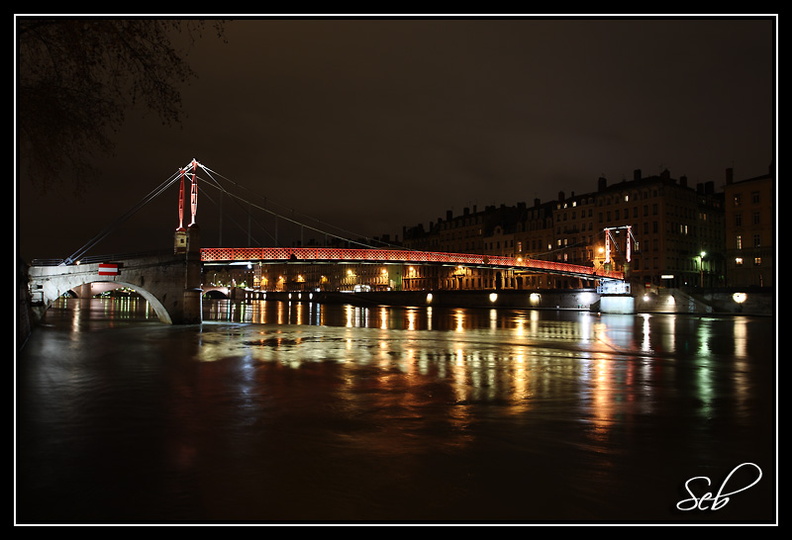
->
[
  {"left": 578, "top": 312, "right": 592, "bottom": 343},
  {"left": 407, "top": 309, "right": 417, "bottom": 331},
  {"left": 380, "top": 307, "right": 389, "bottom": 330},
  {"left": 698, "top": 320, "right": 712, "bottom": 357},
  {"left": 733, "top": 318, "right": 748, "bottom": 359},
  {"left": 589, "top": 354, "right": 615, "bottom": 440},
  {"left": 732, "top": 318, "right": 751, "bottom": 416},
  {"left": 695, "top": 322, "right": 715, "bottom": 417},
  {"left": 513, "top": 314, "right": 526, "bottom": 337},
  {"left": 663, "top": 314, "right": 676, "bottom": 353},
  {"left": 640, "top": 313, "right": 651, "bottom": 353},
  {"left": 454, "top": 309, "right": 465, "bottom": 332},
  {"left": 70, "top": 298, "right": 82, "bottom": 333}
]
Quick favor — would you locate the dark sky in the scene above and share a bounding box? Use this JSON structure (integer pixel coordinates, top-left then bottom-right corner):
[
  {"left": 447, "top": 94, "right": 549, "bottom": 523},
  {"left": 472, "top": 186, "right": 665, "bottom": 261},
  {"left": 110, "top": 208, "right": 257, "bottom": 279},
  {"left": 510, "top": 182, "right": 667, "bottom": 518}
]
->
[{"left": 16, "top": 16, "right": 776, "bottom": 262}]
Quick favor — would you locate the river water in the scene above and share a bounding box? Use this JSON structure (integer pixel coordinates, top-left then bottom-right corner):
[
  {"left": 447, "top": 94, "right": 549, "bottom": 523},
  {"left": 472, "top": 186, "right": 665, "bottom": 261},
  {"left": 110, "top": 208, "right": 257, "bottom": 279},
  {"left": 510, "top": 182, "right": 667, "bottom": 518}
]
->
[{"left": 16, "top": 297, "right": 777, "bottom": 525}]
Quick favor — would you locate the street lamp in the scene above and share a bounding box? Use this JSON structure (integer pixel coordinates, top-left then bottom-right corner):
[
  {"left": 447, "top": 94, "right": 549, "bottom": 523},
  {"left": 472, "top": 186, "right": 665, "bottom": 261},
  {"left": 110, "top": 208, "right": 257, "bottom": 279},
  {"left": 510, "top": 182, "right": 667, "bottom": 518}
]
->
[{"left": 699, "top": 251, "right": 706, "bottom": 287}]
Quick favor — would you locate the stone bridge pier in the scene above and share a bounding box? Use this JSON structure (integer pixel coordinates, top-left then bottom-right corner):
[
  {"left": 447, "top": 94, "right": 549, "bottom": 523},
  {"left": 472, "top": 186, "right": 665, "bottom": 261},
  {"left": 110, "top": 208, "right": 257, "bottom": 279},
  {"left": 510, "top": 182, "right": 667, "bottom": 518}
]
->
[{"left": 28, "top": 252, "right": 203, "bottom": 325}]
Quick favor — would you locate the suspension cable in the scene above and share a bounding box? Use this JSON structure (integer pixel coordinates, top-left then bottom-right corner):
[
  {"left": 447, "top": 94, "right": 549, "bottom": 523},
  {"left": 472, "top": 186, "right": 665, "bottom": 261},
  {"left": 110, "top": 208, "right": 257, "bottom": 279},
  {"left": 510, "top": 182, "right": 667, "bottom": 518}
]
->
[
  {"left": 195, "top": 163, "right": 396, "bottom": 249},
  {"left": 197, "top": 163, "right": 403, "bottom": 249},
  {"left": 60, "top": 167, "right": 187, "bottom": 265},
  {"left": 62, "top": 159, "right": 409, "bottom": 264}
]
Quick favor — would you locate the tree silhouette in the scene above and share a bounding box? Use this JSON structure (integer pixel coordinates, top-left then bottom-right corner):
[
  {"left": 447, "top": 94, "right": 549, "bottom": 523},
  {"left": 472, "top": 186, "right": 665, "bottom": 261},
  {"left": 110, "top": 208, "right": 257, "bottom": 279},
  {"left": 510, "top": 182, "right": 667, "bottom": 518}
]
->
[{"left": 16, "top": 17, "right": 225, "bottom": 193}]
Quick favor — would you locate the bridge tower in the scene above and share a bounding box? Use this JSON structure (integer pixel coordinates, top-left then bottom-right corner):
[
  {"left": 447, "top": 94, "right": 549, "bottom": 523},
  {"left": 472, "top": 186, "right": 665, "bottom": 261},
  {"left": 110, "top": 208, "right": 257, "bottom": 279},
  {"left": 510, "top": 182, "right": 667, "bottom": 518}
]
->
[
  {"left": 172, "top": 159, "right": 202, "bottom": 323},
  {"left": 603, "top": 225, "right": 638, "bottom": 277},
  {"left": 174, "top": 159, "right": 201, "bottom": 255},
  {"left": 598, "top": 225, "right": 638, "bottom": 314}
]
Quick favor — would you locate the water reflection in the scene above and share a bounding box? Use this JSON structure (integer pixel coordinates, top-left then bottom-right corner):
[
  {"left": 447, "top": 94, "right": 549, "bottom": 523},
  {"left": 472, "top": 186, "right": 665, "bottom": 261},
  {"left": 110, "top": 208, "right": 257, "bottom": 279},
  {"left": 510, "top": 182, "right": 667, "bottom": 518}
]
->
[
  {"left": 196, "top": 299, "right": 771, "bottom": 428},
  {"left": 47, "top": 297, "right": 772, "bottom": 375},
  {"left": 21, "top": 297, "right": 775, "bottom": 523}
]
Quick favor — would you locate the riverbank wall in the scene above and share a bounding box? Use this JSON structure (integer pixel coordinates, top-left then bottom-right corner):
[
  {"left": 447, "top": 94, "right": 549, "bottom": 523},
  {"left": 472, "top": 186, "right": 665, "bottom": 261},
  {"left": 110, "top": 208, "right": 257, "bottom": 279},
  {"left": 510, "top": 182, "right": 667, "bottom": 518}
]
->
[{"left": 254, "top": 286, "right": 774, "bottom": 316}]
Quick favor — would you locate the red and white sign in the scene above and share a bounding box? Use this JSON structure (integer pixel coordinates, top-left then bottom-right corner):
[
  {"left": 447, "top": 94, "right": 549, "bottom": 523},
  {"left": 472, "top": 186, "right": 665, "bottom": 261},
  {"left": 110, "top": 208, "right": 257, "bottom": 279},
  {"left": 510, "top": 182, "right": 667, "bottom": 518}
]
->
[{"left": 98, "top": 263, "right": 120, "bottom": 276}]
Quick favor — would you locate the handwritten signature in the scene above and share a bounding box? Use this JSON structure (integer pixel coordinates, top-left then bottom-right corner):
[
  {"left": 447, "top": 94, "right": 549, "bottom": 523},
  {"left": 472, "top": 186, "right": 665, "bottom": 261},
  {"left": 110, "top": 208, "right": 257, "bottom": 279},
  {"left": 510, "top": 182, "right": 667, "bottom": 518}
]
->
[{"left": 676, "top": 462, "right": 762, "bottom": 511}]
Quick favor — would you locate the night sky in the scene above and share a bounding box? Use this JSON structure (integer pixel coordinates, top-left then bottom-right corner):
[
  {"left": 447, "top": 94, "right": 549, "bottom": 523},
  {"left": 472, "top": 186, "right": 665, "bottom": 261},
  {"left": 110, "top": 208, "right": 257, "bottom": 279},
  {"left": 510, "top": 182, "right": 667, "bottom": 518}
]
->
[{"left": 16, "top": 16, "right": 776, "bottom": 262}]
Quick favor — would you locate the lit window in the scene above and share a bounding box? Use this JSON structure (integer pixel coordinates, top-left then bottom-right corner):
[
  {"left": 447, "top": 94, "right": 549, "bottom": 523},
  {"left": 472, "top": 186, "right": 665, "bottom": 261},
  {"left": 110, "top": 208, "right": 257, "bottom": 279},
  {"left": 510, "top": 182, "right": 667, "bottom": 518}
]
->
[
  {"left": 735, "top": 257, "right": 743, "bottom": 266},
  {"left": 754, "top": 257, "right": 762, "bottom": 266}
]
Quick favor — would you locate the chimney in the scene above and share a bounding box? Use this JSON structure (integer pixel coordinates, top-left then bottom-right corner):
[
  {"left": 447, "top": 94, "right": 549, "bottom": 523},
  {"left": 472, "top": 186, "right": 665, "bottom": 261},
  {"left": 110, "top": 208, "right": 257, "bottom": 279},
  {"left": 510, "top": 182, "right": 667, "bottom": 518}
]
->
[
  {"left": 598, "top": 177, "right": 607, "bottom": 191},
  {"left": 633, "top": 169, "right": 642, "bottom": 181},
  {"left": 725, "top": 167, "right": 733, "bottom": 185}
]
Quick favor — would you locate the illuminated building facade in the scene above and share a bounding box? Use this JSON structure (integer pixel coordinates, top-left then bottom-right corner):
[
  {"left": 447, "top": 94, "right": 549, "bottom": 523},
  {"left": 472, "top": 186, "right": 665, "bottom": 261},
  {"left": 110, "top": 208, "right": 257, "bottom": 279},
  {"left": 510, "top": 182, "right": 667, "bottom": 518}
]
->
[
  {"left": 723, "top": 166, "right": 775, "bottom": 287},
  {"left": 588, "top": 169, "right": 725, "bottom": 288},
  {"left": 204, "top": 167, "right": 771, "bottom": 295},
  {"left": 402, "top": 168, "right": 729, "bottom": 290}
]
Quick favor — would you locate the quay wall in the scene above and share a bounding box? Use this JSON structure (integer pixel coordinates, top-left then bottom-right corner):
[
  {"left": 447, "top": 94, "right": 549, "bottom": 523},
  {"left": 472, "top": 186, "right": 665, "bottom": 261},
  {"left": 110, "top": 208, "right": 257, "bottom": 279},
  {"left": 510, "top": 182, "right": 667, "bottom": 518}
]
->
[{"left": 241, "top": 287, "right": 774, "bottom": 316}]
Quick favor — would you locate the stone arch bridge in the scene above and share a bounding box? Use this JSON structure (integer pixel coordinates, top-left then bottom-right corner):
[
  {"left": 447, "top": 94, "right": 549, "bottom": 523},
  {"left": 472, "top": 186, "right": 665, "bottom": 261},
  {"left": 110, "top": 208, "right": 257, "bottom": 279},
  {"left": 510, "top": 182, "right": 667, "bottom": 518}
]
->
[{"left": 28, "top": 251, "right": 203, "bottom": 325}]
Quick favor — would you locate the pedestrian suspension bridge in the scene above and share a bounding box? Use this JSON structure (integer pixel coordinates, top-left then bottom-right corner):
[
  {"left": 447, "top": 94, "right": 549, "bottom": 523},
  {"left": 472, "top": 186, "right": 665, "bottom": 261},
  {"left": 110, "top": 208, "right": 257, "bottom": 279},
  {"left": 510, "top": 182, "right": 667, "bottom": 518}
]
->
[{"left": 27, "top": 159, "right": 630, "bottom": 324}]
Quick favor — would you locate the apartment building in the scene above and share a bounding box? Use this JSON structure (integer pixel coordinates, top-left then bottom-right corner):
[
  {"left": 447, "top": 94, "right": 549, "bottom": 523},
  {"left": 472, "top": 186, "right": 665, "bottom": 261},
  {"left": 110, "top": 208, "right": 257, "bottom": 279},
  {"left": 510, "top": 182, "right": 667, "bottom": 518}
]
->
[
  {"left": 723, "top": 166, "right": 775, "bottom": 287},
  {"left": 402, "top": 168, "right": 729, "bottom": 290},
  {"left": 587, "top": 169, "right": 726, "bottom": 288}
]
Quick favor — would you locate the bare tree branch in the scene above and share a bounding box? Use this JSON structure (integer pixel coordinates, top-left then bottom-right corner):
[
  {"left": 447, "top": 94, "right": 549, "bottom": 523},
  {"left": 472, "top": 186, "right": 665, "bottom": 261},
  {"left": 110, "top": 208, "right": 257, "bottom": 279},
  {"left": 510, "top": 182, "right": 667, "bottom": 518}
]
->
[{"left": 17, "top": 17, "right": 226, "bottom": 194}]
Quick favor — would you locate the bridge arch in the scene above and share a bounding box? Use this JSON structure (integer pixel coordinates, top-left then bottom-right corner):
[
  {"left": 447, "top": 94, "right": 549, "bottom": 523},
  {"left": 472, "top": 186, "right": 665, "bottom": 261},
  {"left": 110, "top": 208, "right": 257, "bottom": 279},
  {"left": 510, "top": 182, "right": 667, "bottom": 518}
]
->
[
  {"left": 202, "top": 286, "right": 230, "bottom": 299},
  {"left": 33, "top": 276, "right": 174, "bottom": 324},
  {"left": 28, "top": 253, "right": 203, "bottom": 325},
  {"left": 67, "top": 282, "right": 130, "bottom": 298}
]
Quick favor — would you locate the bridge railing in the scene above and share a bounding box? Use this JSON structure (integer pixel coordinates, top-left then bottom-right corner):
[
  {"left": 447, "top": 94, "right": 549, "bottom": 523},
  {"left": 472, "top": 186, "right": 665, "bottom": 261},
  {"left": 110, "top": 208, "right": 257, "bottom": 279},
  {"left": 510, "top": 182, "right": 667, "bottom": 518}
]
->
[
  {"left": 200, "top": 247, "right": 624, "bottom": 280},
  {"left": 28, "top": 246, "right": 624, "bottom": 280}
]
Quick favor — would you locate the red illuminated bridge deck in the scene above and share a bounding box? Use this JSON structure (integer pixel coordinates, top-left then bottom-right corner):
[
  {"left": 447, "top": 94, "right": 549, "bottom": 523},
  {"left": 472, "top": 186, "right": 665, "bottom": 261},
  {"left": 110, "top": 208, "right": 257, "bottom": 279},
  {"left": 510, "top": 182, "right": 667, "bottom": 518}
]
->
[{"left": 200, "top": 247, "right": 624, "bottom": 280}]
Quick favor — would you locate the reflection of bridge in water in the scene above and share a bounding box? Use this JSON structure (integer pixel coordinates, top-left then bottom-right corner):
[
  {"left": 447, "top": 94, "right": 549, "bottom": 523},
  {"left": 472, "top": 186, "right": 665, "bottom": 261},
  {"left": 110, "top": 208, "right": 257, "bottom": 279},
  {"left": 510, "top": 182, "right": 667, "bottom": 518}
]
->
[{"left": 26, "top": 159, "right": 632, "bottom": 325}]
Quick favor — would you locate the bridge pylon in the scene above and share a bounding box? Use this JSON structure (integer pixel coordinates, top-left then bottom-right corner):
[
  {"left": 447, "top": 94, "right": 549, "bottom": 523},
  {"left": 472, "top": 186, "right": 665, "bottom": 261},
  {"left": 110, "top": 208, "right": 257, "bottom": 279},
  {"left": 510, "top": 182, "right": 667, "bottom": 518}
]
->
[
  {"left": 174, "top": 160, "right": 201, "bottom": 257},
  {"left": 171, "top": 160, "right": 203, "bottom": 322}
]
